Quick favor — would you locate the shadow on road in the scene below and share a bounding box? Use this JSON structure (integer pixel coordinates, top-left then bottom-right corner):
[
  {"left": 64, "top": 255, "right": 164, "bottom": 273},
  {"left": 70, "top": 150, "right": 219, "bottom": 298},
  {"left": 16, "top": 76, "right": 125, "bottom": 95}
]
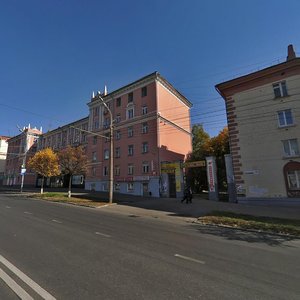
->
[{"left": 191, "top": 224, "right": 299, "bottom": 246}]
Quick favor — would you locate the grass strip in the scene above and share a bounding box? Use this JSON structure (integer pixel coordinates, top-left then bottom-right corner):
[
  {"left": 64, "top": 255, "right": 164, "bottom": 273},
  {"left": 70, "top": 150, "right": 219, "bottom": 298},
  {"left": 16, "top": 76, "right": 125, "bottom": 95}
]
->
[
  {"left": 29, "top": 192, "right": 108, "bottom": 208},
  {"left": 198, "top": 211, "right": 300, "bottom": 236}
]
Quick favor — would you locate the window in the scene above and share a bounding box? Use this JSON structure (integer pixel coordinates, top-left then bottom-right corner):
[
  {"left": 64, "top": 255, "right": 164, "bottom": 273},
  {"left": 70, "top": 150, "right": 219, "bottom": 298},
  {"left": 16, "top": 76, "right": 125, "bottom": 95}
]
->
[
  {"left": 103, "top": 166, "right": 108, "bottom": 176},
  {"left": 116, "top": 130, "right": 121, "bottom": 140},
  {"left": 104, "top": 149, "right": 109, "bottom": 160},
  {"left": 116, "top": 114, "right": 121, "bottom": 123},
  {"left": 142, "top": 162, "right": 149, "bottom": 173},
  {"left": 128, "top": 126, "right": 133, "bottom": 138},
  {"left": 127, "top": 182, "right": 134, "bottom": 191},
  {"left": 287, "top": 170, "right": 300, "bottom": 189},
  {"left": 92, "top": 152, "right": 97, "bottom": 161},
  {"left": 115, "top": 183, "right": 120, "bottom": 191},
  {"left": 142, "top": 122, "right": 148, "bottom": 134},
  {"left": 128, "top": 164, "right": 134, "bottom": 175},
  {"left": 103, "top": 118, "right": 110, "bottom": 129},
  {"left": 273, "top": 81, "right": 288, "bottom": 98},
  {"left": 102, "top": 183, "right": 108, "bottom": 191},
  {"left": 115, "top": 147, "right": 120, "bottom": 158},
  {"left": 116, "top": 97, "right": 121, "bottom": 107},
  {"left": 115, "top": 165, "right": 120, "bottom": 176},
  {"left": 94, "top": 107, "right": 99, "bottom": 116},
  {"left": 278, "top": 109, "right": 293, "bottom": 127},
  {"left": 142, "top": 142, "right": 148, "bottom": 153},
  {"left": 93, "top": 136, "right": 97, "bottom": 145},
  {"left": 282, "top": 139, "right": 299, "bottom": 157},
  {"left": 92, "top": 167, "right": 96, "bottom": 176},
  {"left": 128, "top": 92, "right": 133, "bottom": 103},
  {"left": 141, "top": 86, "right": 147, "bottom": 97},
  {"left": 105, "top": 133, "right": 110, "bottom": 143},
  {"left": 94, "top": 120, "right": 99, "bottom": 129},
  {"left": 127, "top": 108, "right": 134, "bottom": 119},
  {"left": 142, "top": 106, "right": 148, "bottom": 115},
  {"left": 128, "top": 145, "right": 134, "bottom": 156}
]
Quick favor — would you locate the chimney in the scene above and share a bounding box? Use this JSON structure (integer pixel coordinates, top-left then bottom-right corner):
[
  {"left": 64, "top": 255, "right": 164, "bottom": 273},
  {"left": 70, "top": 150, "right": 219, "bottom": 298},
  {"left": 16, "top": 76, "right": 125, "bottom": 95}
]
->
[
  {"left": 287, "top": 44, "right": 296, "bottom": 61},
  {"left": 104, "top": 85, "right": 108, "bottom": 96}
]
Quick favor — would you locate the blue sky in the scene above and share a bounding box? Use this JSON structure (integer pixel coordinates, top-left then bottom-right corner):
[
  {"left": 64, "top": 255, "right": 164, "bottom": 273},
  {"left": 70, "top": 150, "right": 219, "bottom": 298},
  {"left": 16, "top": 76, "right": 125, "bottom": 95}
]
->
[{"left": 1, "top": 0, "right": 300, "bottom": 137}]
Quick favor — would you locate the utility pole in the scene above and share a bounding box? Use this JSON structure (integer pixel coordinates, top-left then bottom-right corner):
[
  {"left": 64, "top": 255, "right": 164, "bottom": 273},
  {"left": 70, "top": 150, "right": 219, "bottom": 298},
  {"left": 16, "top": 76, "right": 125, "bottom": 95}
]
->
[
  {"left": 98, "top": 96, "right": 114, "bottom": 204},
  {"left": 20, "top": 129, "right": 28, "bottom": 193}
]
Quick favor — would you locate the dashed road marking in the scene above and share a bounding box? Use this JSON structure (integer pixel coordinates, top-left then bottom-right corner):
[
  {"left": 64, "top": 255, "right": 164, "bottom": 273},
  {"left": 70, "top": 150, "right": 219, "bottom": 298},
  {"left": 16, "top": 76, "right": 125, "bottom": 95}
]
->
[
  {"left": 0, "top": 254, "right": 56, "bottom": 299},
  {"left": 52, "top": 219, "right": 62, "bottom": 224},
  {"left": 6, "top": 206, "right": 11, "bottom": 209},
  {"left": 95, "top": 232, "right": 111, "bottom": 238},
  {"left": 174, "top": 254, "right": 205, "bottom": 264},
  {"left": 24, "top": 212, "right": 32, "bottom": 215}
]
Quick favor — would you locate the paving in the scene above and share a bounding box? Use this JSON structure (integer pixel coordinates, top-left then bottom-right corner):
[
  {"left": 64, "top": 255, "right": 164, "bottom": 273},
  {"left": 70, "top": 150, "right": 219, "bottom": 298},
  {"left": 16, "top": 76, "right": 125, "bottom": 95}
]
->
[{"left": 1, "top": 186, "right": 300, "bottom": 222}]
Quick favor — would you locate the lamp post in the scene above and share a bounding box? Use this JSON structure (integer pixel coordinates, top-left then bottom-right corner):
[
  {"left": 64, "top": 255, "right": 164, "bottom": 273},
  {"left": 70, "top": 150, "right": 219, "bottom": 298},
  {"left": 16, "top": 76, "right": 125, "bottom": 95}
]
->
[
  {"left": 98, "top": 96, "right": 114, "bottom": 204},
  {"left": 20, "top": 129, "right": 28, "bottom": 193}
]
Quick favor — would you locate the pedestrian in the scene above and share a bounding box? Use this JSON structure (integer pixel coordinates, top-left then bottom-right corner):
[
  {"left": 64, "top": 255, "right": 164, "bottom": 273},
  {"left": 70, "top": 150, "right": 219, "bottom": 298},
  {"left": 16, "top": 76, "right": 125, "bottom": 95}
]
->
[{"left": 181, "top": 186, "right": 192, "bottom": 204}]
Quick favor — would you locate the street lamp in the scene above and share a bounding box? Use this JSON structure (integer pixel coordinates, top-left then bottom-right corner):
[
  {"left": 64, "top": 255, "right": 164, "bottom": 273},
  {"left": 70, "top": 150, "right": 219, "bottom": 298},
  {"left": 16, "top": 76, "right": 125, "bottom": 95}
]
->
[{"left": 98, "top": 96, "right": 114, "bottom": 204}]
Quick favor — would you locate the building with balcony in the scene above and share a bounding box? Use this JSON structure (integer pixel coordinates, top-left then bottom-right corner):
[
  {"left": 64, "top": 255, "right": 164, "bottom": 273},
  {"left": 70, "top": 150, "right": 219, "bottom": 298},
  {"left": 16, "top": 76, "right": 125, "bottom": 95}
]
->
[
  {"left": 86, "top": 72, "right": 193, "bottom": 197},
  {"left": 4, "top": 126, "right": 42, "bottom": 187},
  {"left": 216, "top": 45, "right": 300, "bottom": 202}
]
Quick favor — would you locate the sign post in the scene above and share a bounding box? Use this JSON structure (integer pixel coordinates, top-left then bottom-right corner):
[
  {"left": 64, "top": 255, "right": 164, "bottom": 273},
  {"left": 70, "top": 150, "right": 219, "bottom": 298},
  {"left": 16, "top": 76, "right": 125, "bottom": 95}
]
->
[{"left": 20, "top": 166, "right": 26, "bottom": 193}]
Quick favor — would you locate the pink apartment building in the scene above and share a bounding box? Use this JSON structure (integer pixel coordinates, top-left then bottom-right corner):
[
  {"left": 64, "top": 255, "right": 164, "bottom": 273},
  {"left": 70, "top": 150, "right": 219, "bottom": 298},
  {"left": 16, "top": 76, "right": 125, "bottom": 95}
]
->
[
  {"left": 4, "top": 126, "right": 42, "bottom": 187},
  {"left": 38, "top": 117, "right": 89, "bottom": 187},
  {"left": 86, "top": 72, "right": 192, "bottom": 198}
]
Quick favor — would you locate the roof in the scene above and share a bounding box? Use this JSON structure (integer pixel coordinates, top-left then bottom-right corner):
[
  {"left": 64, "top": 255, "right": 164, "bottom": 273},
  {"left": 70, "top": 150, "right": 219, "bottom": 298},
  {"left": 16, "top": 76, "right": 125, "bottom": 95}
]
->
[
  {"left": 215, "top": 57, "right": 300, "bottom": 98},
  {"left": 90, "top": 71, "right": 193, "bottom": 108},
  {"left": 0, "top": 136, "right": 10, "bottom": 140},
  {"left": 42, "top": 116, "right": 89, "bottom": 136}
]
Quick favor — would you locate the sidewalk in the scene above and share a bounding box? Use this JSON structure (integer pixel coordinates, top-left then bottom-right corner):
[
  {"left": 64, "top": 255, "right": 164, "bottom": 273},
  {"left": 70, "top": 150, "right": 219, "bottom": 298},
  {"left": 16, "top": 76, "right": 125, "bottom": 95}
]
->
[{"left": 1, "top": 186, "right": 299, "bottom": 221}]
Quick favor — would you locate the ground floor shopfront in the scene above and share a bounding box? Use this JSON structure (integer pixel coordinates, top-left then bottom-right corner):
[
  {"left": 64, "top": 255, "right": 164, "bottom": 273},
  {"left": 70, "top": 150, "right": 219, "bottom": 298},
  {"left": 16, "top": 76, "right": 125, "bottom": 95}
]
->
[{"left": 85, "top": 162, "right": 185, "bottom": 198}]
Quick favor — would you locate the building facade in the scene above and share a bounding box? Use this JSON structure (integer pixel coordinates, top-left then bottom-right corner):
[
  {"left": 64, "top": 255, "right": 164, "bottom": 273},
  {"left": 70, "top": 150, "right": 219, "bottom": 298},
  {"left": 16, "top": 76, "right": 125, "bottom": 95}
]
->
[
  {"left": 4, "top": 126, "right": 42, "bottom": 187},
  {"left": 38, "top": 117, "right": 89, "bottom": 187},
  {"left": 216, "top": 45, "right": 300, "bottom": 201},
  {"left": 0, "top": 136, "right": 10, "bottom": 185},
  {"left": 86, "top": 72, "right": 192, "bottom": 197}
]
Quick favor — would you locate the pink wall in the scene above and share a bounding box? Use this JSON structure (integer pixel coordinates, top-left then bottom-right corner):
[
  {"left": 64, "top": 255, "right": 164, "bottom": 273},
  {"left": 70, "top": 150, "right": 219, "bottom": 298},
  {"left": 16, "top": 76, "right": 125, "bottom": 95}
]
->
[{"left": 156, "top": 82, "right": 192, "bottom": 160}]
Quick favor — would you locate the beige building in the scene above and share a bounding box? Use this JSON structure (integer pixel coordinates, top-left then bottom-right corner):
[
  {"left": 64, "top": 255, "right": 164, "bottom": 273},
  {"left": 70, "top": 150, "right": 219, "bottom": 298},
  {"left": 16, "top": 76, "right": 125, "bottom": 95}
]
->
[
  {"left": 216, "top": 45, "right": 300, "bottom": 201},
  {"left": 0, "top": 136, "right": 10, "bottom": 184}
]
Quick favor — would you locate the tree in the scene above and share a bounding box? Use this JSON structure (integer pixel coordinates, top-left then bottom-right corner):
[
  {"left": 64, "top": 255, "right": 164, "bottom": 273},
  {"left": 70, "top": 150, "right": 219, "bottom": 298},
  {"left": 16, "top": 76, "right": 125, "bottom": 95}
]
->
[
  {"left": 185, "top": 125, "right": 229, "bottom": 193},
  {"left": 58, "top": 146, "right": 88, "bottom": 198},
  {"left": 28, "top": 148, "right": 60, "bottom": 194},
  {"left": 203, "top": 127, "right": 229, "bottom": 190},
  {"left": 185, "top": 124, "right": 210, "bottom": 193}
]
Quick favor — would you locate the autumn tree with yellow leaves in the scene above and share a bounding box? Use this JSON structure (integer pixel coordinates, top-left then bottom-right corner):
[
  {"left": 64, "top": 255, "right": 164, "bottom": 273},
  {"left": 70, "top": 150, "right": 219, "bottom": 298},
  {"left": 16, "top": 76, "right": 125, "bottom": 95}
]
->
[{"left": 28, "top": 148, "right": 60, "bottom": 194}]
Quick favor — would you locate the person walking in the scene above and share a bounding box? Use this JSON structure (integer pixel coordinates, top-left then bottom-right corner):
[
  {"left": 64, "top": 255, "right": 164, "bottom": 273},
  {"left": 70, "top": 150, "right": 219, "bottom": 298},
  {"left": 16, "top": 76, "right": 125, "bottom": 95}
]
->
[{"left": 181, "top": 186, "right": 192, "bottom": 204}]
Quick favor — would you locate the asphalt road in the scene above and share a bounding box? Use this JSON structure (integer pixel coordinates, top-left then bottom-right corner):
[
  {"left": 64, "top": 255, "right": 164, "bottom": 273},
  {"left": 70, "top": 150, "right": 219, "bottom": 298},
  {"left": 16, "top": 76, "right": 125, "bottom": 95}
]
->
[{"left": 0, "top": 193, "right": 300, "bottom": 300}]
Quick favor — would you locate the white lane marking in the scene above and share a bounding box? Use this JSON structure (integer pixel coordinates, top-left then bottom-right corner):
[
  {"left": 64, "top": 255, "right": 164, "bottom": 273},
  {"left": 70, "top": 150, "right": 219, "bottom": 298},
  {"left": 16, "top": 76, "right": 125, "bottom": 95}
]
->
[
  {"left": 24, "top": 212, "right": 33, "bottom": 215},
  {"left": 52, "top": 219, "right": 62, "bottom": 224},
  {"left": 6, "top": 206, "right": 11, "bottom": 209},
  {"left": 95, "top": 232, "right": 111, "bottom": 238},
  {"left": 174, "top": 254, "right": 205, "bottom": 265},
  {"left": 0, "top": 267, "right": 34, "bottom": 300},
  {"left": 0, "top": 254, "right": 56, "bottom": 299}
]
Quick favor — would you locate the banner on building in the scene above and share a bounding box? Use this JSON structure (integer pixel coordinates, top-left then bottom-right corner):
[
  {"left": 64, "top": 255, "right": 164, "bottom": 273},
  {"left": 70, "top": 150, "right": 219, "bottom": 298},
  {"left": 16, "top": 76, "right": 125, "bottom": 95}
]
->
[{"left": 206, "top": 157, "right": 215, "bottom": 192}]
